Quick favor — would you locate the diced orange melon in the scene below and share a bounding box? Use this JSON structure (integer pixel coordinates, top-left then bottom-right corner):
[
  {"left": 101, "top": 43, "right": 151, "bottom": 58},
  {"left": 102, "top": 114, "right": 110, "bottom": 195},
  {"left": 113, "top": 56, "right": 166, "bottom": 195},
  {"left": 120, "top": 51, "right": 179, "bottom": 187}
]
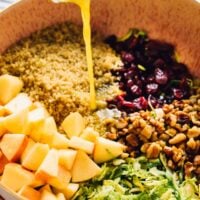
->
[
  {"left": 48, "top": 165, "right": 71, "bottom": 189},
  {"left": 0, "top": 133, "right": 28, "bottom": 161},
  {"left": 58, "top": 149, "right": 77, "bottom": 170},
  {"left": 20, "top": 139, "right": 36, "bottom": 162},
  {"left": 2, "top": 108, "right": 29, "bottom": 134},
  {"left": 41, "top": 189, "right": 57, "bottom": 200},
  {"left": 56, "top": 193, "right": 66, "bottom": 200},
  {"left": 21, "top": 143, "right": 49, "bottom": 171},
  {"left": 39, "top": 184, "right": 52, "bottom": 193},
  {"left": 24, "top": 107, "right": 47, "bottom": 136},
  {"left": 35, "top": 149, "right": 59, "bottom": 182},
  {"left": 54, "top": 183, "right": 79, "bottom": 200},
  {"left": 71, "top": 150, "right": 101, "bottom": 182},
  {"left": 62, "top": 183, "right": 79, "bottom": 199},
  {"left": 1, "top": 163, "right": 35, "bottom": 192},
  {"left": 61, "top": 112, "right": 85, "bottom": 138},
  {"left": 68, "top": 136, "right": 94, "bottom": 154},
  {"left": 0, "top": 74, "right": 23, "bottom": 105},
  {"left": 0, "top": 117, "right": 7, "bottom": 138},
  {"left": 30, "top": 175, "right": 45, "bottom": 188},
  {"left": 18, "top": 185, "right": 41, "bottom": 200},
  {"left": 39, "top": 117, "right": 57, "bottom": 145},
  {"left": 80, "top": 127, "right": 99, "bottom": 142},
  {"left": 5, "top": 93, "right": 32, "bottom": 114},
  {"left": 51, "top": 132, "right": 69, "bottom": 149},
  {"left": 0, "top": 150, "right": 9, "bottom": 174},
  {"left": 0, "top": 105, "right": 9, "bottom": 117}
]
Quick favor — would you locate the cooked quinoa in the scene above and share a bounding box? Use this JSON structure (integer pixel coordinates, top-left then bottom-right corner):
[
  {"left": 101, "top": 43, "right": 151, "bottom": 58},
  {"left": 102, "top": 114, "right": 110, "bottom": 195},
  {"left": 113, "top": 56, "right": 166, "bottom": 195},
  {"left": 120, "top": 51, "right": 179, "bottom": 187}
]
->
[{"left": 0, "top": 22, "right": 122, "bottom": 126}]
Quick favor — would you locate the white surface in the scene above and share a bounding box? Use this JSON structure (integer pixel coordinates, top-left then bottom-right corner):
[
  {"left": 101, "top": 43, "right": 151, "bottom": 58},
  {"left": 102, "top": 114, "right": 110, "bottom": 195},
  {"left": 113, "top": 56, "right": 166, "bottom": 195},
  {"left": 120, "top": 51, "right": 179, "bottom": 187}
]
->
[{"left": 0, "top": 0, "right": 15, "bottom": 10}]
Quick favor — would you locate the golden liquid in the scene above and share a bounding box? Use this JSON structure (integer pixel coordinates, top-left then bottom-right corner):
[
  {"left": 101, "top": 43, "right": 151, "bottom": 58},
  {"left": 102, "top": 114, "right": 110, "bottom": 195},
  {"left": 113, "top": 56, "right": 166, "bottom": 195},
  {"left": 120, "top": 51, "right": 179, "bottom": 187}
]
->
[{"left": 52, "top": 0, "right": 96, "bottom": 110}]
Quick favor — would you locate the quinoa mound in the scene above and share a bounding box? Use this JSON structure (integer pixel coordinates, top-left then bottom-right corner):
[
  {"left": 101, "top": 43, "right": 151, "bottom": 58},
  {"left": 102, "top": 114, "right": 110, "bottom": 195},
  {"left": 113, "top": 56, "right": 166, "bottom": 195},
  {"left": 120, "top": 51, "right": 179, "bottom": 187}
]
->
[{"left": 0, "top": 22, "right": 122, "bottom": 126}]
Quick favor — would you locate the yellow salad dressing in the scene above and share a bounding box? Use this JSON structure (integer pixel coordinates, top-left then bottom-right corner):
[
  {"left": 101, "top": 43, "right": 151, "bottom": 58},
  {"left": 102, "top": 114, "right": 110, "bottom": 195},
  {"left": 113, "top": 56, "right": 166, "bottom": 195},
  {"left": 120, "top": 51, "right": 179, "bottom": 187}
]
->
[{"left": 52, "top": 0, "right": 96, "bottom": 110}]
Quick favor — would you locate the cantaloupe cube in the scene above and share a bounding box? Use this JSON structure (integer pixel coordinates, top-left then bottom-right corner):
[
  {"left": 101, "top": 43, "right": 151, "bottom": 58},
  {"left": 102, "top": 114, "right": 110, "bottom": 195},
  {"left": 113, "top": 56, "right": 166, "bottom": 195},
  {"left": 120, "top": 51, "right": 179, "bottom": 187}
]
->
[
  {"left": 0, "top": 106, "right": 9, "bottom": 117},
  {"left": 48, "top": 165, "right": 71, "bottom": 189},
  {"left": 5, "top": 93, "right": 32, "bottom": 114},
  {"left": 54, "top": 183, "right": 79, "bottom": 200},
  {"left": 68, "top": 136, "right": 94, "bottom": 154},
  {"left": 62, "top": 183, "right": 79, "bottom": 199},
  {"left": 0, "top": 150, "right": 9, "bottom": 174},
  {"left": 1, "top": 163, "right": 35, "bottom": 192},
  {"left": 80, "top": 127, "right": 99, "bottom": 142},
  {"left": 30, "top": 175, "right": 45, "bottom": 188},
  {"left": 93, "top": 137, "right": 125, "bottom": 163},
  {"left": 0, "top": 133, "right": 28, "bottom": 161},
  {"left": 18, "top": 185, "right": 41, "bottom": 200},
  {"left": 35, "top": 149, "right": 59, "bottom": 182},
  {"left": 56, "top": 193, "right": 66, "bottom": 200},
  {"left": 39, "top": 184, "right": 52, "bottom": 193},
  {"left": 0, "top": 117, "right": 7, "bottom": 138},
  {"left": 39, "top": 117, "right": 57, "bottom": 145},
  {"left": 0, "top": 74, "right": 23, "bottom": 105},
  {"left": 61, "top": 112, "right": 85, "bottom": 138},
  {"left": 58, "top": 149, "right": 77, "bottom": 170},
  {"left": 2, "top": 108, "right": 28, "bottom": 134},
  {"left": 51, "top": 132, "right": 69, "bottom": 149},
  {"left": 20, "top": 139, "right": 35, "bottom": 162},
  {"left": 24, "top": 107, "right": 47, "bottom": 136},
  {"left": 71, "top": 150, "right": 101, "bottom": 182},
  {"left": 21, "top": 143, "right": 49, "bottom": 171},
  {"left": 30, "top": 102, "right": 49, "bottom": 116},
  {"left": 41, "top": 189, "right": 57, "bottom": 200}
]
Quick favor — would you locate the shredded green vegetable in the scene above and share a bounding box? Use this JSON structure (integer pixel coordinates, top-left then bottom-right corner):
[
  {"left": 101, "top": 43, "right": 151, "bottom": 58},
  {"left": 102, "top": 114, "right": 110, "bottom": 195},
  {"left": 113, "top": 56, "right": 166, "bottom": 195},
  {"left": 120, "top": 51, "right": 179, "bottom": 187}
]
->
[{"left": 73, "top": 156, "right": 199, "bottom": 200}]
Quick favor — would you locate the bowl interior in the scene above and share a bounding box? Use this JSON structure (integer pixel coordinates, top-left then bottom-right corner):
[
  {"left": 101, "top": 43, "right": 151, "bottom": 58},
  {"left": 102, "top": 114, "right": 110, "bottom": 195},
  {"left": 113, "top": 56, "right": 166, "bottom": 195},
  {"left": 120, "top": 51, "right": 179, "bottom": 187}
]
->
[{"left": 0, "top": 0, "right": 199, "bottom": 77}]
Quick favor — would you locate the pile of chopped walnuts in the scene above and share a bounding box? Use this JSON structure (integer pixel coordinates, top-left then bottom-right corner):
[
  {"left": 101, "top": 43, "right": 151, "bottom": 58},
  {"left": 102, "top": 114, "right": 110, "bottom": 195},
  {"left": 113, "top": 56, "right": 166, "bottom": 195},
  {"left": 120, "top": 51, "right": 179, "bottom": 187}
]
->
[{"left": 105, "top": 88, "right": 200, "bottom": 179}]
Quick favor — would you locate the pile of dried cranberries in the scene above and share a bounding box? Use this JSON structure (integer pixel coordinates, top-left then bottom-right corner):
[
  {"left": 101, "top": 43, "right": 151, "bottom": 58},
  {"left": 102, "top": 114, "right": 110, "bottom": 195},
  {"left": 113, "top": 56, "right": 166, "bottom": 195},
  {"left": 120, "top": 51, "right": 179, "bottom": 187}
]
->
[{"left": 106, "top": 30, "right": 193, "bottom": 113}]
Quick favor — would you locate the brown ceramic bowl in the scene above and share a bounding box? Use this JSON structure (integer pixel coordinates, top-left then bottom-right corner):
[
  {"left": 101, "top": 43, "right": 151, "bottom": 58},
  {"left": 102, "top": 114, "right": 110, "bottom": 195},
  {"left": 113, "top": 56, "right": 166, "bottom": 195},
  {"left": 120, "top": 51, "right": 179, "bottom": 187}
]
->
[{"left": 0, "top": 0, "right": 200, "bottom": 199}]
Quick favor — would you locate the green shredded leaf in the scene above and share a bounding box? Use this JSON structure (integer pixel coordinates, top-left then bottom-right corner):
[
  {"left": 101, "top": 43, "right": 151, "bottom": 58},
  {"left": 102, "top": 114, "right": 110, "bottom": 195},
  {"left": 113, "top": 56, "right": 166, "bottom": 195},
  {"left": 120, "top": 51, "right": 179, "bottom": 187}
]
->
[
  {"left": 117, "top": 29, "right": 147, "bottom": 42},
  {"left": 117, "top": 29, "right": 134, "bottom": 42},
  {"left": 174, "top": 51, "right": 180, "bottom": 62},
  {"left": 148, "top": 95, "right": 157, "bottom": 118},
  {"left": 138, "top": 64, "right": 146, "bottom": 71},
  {"left": 73, "top": 156, "right": 200, "bottom": 200}
]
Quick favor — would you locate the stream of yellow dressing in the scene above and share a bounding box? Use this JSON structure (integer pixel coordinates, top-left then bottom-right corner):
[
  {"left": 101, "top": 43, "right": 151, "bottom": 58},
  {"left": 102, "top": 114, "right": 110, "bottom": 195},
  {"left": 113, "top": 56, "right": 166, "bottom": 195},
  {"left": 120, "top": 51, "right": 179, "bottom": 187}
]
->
[{"left": 52, "top": 0, "right": 96, "bottom": 110}]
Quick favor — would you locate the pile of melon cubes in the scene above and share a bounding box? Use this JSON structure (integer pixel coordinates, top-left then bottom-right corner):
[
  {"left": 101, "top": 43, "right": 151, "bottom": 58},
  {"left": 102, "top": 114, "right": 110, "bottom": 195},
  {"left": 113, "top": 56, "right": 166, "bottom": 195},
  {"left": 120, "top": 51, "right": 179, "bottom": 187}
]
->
[{"left": 0, "top": 74, "right": 125, "bottom": 200}]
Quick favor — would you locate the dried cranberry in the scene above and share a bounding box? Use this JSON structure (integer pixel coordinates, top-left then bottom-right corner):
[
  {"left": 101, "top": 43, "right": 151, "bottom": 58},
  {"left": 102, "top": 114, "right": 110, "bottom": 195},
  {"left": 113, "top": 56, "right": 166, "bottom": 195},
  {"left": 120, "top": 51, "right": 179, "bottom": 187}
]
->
[
  {"left": 116, "top": 94, "right": 125, "bottom": 102},
  {"left": 172, "top": 88, "right": 184, "bottom": 99},
  {"left": 153, "top": 58, "right": 166, "bottom": 68},
  {"left": 146, "top": 74, "right": 155, "bottom": 83},
  {"left": 146, "top": 83, "right": 159, "bottom": 94},
  {"left": 119, "top": 82, "right": 125, "bottom": 89},
  {"left": 126, "top": 79, "right": 134, "bottom": 87},
  {"left": 129, "top": 63, "right": 138, "bottom": 71},
  {"left": 133, "top": 97, "right": 148, "bottom": 110},
  {"left": 123, "top": 69, "right": 135, "bottom": 80},
  {"left": 130, "top": 85, "right": 142, "bottom": 96},
  {"left": 121, "top": 101, "right": 135, "bottom": 108},
  {"left": 121, "top": 51, "right": 134, "bottom": 63},
  {"left": 177, "top": 113, "right": 190, "bottom": 124},
  {"left": 128, "top": 37, "right": 138, "bottom": 49},
  {"left": 154, "top": 68, "right": 168, "bottom": 85}
]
